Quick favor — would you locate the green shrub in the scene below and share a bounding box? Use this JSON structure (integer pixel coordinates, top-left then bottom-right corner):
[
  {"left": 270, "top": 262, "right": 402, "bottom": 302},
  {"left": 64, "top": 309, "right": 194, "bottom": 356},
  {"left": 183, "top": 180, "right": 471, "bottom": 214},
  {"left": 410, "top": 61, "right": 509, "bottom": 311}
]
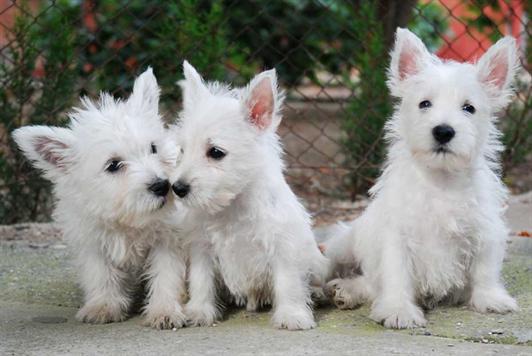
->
[
  {"left": 409, "top": 1, "right": 449, "bottom": 52},
  {"left": 340, "top": 2, "right": 391, "bottom": 197},
  {"left": 0, "top": 3, "right": 77, "bottom": 223},
  {"left": 501, "top": 76, "right": 532, "bottom": 170},
  {"left": 76, "top": 0, "right": 232, "bottom": 104},
  {"left": 223, "top": 0, "right": 352, "bottom": 85}
]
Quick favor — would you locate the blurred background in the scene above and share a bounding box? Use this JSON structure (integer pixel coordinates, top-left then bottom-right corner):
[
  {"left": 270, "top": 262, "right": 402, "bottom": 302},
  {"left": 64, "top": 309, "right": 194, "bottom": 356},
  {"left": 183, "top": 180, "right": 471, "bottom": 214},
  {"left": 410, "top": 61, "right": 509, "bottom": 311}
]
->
[{"left": 0, "top": 0, "right": 530, "bottom": 225}]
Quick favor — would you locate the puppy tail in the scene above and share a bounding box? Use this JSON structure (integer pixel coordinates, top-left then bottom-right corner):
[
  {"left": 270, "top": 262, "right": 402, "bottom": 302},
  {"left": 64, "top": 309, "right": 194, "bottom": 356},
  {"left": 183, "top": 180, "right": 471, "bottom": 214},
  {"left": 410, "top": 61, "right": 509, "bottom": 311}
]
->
[
  {"left": 313, "top": 221, "right": 358, "bottom": 279},
  {"left": 314, "top": 222, "right": 354, "bottom": 262}
]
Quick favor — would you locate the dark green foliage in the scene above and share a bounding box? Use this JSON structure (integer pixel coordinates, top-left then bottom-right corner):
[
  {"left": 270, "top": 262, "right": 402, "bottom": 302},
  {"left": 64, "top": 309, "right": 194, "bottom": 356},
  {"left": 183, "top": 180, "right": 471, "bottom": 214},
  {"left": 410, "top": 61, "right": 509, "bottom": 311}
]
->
[
  {"left": 340, "top": 2, "right": 392, "bottom": 197},
  {"left": 76, "top": 0, "right": 231, "bottom": 104},
  {"left": 0, "top": 2, "right": 77, "bottom": 223},
  {"left": 409, "top": 1, "right": 449, "bottom": 52},
  {"left": 501, "top": 77, "right": 532, "bottom": 169},
  {"left": 224, "top": 0, "right": 357, "bottom": 85}
]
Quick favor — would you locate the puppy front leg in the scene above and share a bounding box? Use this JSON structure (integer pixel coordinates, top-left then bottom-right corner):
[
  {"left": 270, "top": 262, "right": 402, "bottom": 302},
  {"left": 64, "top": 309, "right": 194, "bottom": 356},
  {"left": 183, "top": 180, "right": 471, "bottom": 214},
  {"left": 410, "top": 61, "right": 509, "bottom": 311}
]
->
[
  {"left": 271, "top": 258, "right": 316, "bottom": 330},
  {"left": 370, "top": 233, "right": 426, "bottom": 329},
  {"left": 469, "top": 223, "right": 517, "bottom": 313},
  {"left": 143, "top": 243, "right": 187, "bottom": 330},
  {"left": 76, "top": 246, "right": 130, "bottom": 324},
  {"left": 185, "top": 240, "right": 220, "bottom": 326}
]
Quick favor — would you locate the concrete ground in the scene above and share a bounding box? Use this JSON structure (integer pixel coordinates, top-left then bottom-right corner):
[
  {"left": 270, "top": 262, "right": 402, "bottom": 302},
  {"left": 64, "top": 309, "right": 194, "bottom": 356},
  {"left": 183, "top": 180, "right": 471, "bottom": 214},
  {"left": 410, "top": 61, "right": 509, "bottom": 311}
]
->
[{"left": 1, "top": 193, "right": 531, "bottom": 355}]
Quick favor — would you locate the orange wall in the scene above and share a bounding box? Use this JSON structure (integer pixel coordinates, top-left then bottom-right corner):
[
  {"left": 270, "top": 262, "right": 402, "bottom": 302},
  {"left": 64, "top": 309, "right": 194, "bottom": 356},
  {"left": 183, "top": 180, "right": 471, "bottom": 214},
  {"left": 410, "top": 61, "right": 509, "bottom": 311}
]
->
[
  {"left": 0, "top": 0, "right": 40, "bottom": 46},
  {"left": 435, "top": 0, "right": 526, "bottom": 62}
]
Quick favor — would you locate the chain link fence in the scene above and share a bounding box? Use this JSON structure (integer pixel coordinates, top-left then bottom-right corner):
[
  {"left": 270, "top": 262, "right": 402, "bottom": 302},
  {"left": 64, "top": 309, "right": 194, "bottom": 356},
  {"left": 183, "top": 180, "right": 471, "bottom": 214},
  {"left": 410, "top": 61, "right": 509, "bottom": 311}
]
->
[{"left": 0, "top": 0, "right": 530, "bottom": 223}]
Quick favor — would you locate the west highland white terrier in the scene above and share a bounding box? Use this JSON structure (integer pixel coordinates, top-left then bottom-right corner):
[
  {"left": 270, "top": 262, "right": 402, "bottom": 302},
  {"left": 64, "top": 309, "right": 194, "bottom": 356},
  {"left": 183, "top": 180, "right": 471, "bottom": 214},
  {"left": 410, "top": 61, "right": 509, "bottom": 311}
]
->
[
  {"left": 13, "top": 69, "right": 187, "bottom": 329},
  {"left": 169, "top": 61, "right": 329, "bottom": 330},
  {"left": 323, "top": 28, "right": 519, "bottom": 328}
]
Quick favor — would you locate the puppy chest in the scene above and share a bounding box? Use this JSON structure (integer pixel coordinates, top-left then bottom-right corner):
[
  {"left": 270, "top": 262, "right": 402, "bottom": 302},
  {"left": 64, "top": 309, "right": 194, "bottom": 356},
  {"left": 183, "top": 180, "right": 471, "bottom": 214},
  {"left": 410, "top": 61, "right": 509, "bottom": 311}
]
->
[
  {"left": 407, "top": 222, "right": 477, "bottom": 299},
  {"left": 213, "top": 241, "right": 273, "bottom": 297}
]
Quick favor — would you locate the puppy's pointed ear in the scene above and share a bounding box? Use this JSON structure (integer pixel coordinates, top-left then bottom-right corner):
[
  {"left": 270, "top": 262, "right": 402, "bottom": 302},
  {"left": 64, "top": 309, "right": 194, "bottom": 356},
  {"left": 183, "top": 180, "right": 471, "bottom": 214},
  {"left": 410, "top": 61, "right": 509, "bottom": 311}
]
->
[
  {"left": 180, "top": 60, "right": 210, "bottom": 111},
  {"left": 128, "top": 67, "right": 160, "bottom": 114},
  {"left": 477, "top": 36, "right": 519, "bottom": 108},
  {"left": 12, "top": 125, "right": 75, "bottom": 178},
  {"left": 241, "top": 69, "right": 283, "bottom": 131},
  {"left": 388, "top": 28, "right": 432, "bottom": 94}
]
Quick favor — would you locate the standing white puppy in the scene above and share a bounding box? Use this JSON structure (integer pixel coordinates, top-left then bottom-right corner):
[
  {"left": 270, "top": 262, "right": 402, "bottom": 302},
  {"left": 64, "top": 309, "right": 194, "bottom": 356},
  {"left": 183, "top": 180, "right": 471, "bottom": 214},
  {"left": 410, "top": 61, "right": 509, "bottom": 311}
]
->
[
  {"left": 171, "top": 61, "right": 329, "bottom": 330},
  {"left": 13, "top": 69, "right": 187, "bottom": 329},
  {"left": 325, "top": 28, "right": 519, "bottom": 328}
]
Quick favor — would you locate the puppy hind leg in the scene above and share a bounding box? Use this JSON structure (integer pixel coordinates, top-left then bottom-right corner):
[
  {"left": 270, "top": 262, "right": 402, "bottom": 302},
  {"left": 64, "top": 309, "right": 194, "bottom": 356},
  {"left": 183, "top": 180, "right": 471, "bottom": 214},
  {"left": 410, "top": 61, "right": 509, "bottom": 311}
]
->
[{"left": 325, "top": 276, "right": 372, "bottom": 309}]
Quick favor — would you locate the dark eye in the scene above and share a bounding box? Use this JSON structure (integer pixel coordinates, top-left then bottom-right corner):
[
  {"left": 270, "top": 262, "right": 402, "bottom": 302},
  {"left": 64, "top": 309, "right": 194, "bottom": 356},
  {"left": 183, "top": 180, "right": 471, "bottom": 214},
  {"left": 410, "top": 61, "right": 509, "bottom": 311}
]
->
[
  {"left": 419, "top": 100, "right": 432, "bottom": 109},
  {"left": 462, "top": 103, "right": 476, "bottom": 114},
  {"left": 207, "top": 146, "right": 226, "bottom": 160},
  {"left": 151, "top": 143, "right": 157, "bottom": 154},
  {"left": 106, "top": 160, "right": 123, "bottom": 173}
]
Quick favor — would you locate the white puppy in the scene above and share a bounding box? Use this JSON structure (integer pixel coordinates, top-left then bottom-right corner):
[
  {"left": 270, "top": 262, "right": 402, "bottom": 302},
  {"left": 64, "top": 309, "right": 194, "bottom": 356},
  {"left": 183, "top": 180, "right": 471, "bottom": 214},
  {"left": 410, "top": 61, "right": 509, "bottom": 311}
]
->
[
  {"left": 324, "top": 28, "right": 519, "bottom": 328},
  {"left": 13, "top": 69, "right": 187, "bottom": 329},
  {"left": 170, "top": 61, "right": 329, "bottom": 330}
]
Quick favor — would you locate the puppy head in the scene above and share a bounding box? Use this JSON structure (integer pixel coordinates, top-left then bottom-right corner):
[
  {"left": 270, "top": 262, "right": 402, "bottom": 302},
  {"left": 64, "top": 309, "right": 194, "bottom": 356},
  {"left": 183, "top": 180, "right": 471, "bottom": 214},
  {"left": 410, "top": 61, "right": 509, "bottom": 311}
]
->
[
  {"left": 388, "top": 28, "right": 518, "bottom": 171},
  {"left": 171, "top": 61, "right": 283, "bottom": 214},
  {"left": 13, "top": 68, "right": 178, "bottom": 228}
]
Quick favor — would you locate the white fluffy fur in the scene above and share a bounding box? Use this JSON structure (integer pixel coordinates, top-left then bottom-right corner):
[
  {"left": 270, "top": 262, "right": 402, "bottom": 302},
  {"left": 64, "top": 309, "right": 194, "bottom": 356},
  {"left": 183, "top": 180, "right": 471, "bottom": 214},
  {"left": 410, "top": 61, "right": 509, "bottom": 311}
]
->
[
  {"left": 170, "top": 61, "right": 329, "bottom": 330},
  {"left": 324, "top": 28, "right": 519, "bottom": 328},
  {"left": 12, "top": 69, "right": 187, "bottom": 329}
]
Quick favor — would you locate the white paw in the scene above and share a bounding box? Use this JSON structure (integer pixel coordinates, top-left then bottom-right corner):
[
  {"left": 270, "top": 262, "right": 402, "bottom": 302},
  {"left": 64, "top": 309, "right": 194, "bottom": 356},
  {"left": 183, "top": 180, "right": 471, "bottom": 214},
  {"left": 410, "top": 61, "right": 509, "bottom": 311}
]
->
[
  {"left": 76, "top": 302, "right": 127, "bottom": 324},
  {"left": 370, "top": 300, "right": 426, "bottom": 329},
  {"left": 272, "top": 305, "right": 316, "bottom": 330},
  {"left": 470, "top": 287, "right": 518, "bottom": 314},
  {"left": 185, "top": 302, "right": 219, "bottom": 327},
  {"left": 143, "top": 303, "right": 186, "bottom": 330},
  {"left": 325, "top": 278, "right": 364, "bottom": 310}
]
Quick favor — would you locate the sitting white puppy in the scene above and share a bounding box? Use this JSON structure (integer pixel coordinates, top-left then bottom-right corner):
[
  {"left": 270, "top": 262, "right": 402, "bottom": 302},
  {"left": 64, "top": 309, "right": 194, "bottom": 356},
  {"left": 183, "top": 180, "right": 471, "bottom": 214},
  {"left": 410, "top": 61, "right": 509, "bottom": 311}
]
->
[
  {"left": 170, "top": 61, "right": 329, "bottom": 330},
  {"left": 324, "top": 28, "right": 519, "bottom": 328},
  {"left": 13, "top": 69, "right": 187, "bottom": 329}
]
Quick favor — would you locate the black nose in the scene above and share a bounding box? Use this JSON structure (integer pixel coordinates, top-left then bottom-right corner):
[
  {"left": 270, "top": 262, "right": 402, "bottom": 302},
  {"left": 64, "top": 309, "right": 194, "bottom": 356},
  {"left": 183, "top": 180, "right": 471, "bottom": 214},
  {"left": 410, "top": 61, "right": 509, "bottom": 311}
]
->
[
  {"left": 148, "top": 178, "right": 170, "bottom": 197},
  {"left": 172, "top": 181, "right": 190, "bottom": 198},
  {"left": 432, "top": 124, "right": 455, "bottom": 144}
]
